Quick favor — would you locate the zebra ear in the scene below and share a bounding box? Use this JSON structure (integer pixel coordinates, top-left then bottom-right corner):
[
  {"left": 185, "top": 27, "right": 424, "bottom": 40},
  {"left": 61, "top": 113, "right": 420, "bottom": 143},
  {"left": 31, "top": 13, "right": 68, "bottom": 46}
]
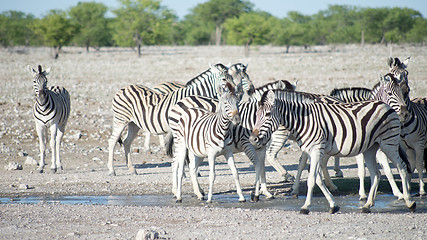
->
[
  {"left": 266, "top": 90, "right": 275, "bottom": 105},
  {"left": 44, "top": 67, "right": 51, "bottom": 76},
  {"left": 209, "top": 63, "right": 220, "bottom": 74},
  {"left": 401, "top": 57, "right": 410, "bottom": 69},
  {"left": 387, "top": 57, "right": 394, "bottom": 69},
  {"left": 27, "top": 65, "right": 37, "bottom": 75}
]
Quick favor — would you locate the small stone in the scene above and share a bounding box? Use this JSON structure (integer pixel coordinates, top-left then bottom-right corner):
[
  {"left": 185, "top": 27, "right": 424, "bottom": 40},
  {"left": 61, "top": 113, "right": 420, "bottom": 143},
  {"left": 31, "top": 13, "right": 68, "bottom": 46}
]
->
[
  {"left": 5, "top": 162, "right": 23, "bottom": 171},
  {"left": 136, "top": 229, "right": 159, "bottom": 240},
  {"left": 25, "top": 156, "right": 38, "bottom": 165},
  {"left": 19, "top": 184, "right": 28, "bottom": 189}
]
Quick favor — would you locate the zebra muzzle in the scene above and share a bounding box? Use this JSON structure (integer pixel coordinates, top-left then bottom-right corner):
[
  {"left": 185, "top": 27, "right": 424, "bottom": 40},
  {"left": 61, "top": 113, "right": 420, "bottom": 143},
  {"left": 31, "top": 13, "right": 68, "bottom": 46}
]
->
[
  {"left": 232, "top": 110, "right": 241, "bottom": 125},
  {"left": 249, "top": 129, "right": 260, "bottom": 146}
]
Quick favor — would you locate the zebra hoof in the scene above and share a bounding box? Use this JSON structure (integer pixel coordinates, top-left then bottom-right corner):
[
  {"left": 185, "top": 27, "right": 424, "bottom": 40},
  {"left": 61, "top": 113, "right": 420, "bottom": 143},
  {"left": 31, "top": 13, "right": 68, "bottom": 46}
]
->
[
  {"left": 176, "top": 199, "right": 182, "bottom": 203},
  {"left": 108, "top": 171, "right": 116, "bottom": 176},
  {"left": 238, "top": 198, "right": 246, "bottom": 203},
  {"left": 266, "top": 195, "right": 274, "bottom": 200},
  {"left": 361, "top": 207, "right": 371, "bottom": 213},
  {"left": 300, "top": 209, "right": 310, "bottom": 215},
  {"left": 359, "top": 197, "right": 367, "bottom": 202},
  {"left": 408, "top": 202, "right": 416, "bottom": 213},
  {"left": 250, "top": 194, "right": 259, "bottom": 202},
  {"left": 37, "top": 169, "right": 44, "bottom": 174},
  {"left": 291, "top": 193, "right": 299, "bottom": 199},
  {"left": 329, "top": 206, "right": 340, "bottom": 214},
  {"left": 50, "top": 168, "right": 57, "bottom": 174}
]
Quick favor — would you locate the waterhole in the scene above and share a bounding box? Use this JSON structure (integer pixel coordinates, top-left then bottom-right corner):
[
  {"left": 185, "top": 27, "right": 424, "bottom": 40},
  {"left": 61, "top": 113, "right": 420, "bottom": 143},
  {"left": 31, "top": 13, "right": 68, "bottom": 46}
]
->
[{"left": 1, "top": 194, "right": 425, "bottom": 213}]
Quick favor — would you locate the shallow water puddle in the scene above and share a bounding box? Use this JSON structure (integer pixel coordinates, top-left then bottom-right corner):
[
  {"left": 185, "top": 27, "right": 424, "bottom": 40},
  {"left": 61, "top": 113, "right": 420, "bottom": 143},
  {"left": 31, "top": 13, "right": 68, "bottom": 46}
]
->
[{"left": 1, "top": 194, "right": 426, "bottom": 213}]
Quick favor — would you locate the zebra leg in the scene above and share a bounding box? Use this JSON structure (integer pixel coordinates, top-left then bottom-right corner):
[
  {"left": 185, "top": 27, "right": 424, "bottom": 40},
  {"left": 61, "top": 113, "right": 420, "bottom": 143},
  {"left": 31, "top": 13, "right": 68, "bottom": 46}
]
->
[
  {"left": 405, "top": 147, "right": 416, "bottom": 193},
  {"left": 381, "top": 144, "right": 416, "bottom": 212},
  {"left": 36, "top": 124, "right": 47, "bottom": 173},
  {"left": 123, "top": 122, "right": 139, "bottom": 175},
  {"left": 265, "top": 128, "right": 294, "bottom": 182},
  {"left": 54, "top": 124, "right": 66, "bottom": 171},
  {"left": 376, "top": 150, "right": 404, "bottom": 199},
  {"left": 143, "top": 131, "right": 151, "bottom": 151},
  {"left": 108, "top": 122, "right": 127, "bottom": 176},
  {"left": 158, "top": 134, "right": 165, "bottom": 148},
  {"left": 362, "top": 147, "right": 381, "bottom": 213},
  {"left": 224, "top": 149, "right": 245, "bottom": 202},
  {"left": 257, "top": 151, "right": 273, "bottom": 199},
  {"left": 189, "top": 154, "right": 205, "bottom": 200},
  {"left": 291, "top": 152, "right": 308, "bottom": 196},
  {"left": 414, "top": 147, "right": 426, "bottom": 195},
  {"left": 175, "top": 149, "right": 187, "bottom": 203},
  {"left": 207, "top": 155, "right": 216, "bottom": 203},
  {"left": 334, "top": 156, "right": 344, "bottom": 178},
  {"left": 301, "top": 149, "right": 338, "bottom": 214},
  {"left": 356, "top": 154, "right": 368, "bottom": 201},
  {"left": 321, "top": 155, "right": 338, "bottom": 192},
  {"left": 49, "top": 124, "right": 58, "bottom": 173}
]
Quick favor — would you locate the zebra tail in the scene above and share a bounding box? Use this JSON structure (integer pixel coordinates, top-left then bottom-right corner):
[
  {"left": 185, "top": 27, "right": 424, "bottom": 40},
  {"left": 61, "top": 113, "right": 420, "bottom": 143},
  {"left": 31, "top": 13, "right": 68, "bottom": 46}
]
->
[
  {"left": 398, "top": 145, "right": 412, "bottom": 174},
  {"left": 165, "top": 132, "right": 174, "bottom": 157},
  {"left": 118, "top": 137, "right": 123, "bottom": 146}
]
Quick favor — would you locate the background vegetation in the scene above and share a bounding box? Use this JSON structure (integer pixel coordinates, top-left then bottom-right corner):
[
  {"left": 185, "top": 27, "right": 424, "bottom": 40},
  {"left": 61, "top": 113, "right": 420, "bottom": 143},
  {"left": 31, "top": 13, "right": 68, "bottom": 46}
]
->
[{"left": 1, "top": 0, "right": 426, "bottom": 57}]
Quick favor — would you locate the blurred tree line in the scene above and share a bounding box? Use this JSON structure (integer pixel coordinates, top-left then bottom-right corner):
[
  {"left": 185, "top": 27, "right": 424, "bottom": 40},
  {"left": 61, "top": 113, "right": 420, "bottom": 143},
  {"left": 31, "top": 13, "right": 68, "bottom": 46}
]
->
[{"left": 1, "top": 0, "right": 426, "bottom": 58}]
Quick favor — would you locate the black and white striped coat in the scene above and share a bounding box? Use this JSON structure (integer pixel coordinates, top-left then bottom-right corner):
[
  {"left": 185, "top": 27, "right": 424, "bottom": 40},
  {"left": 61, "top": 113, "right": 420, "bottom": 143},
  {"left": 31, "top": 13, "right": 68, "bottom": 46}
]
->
[
  {"left": 167, "top": 80, "right": 296, "bottom": 200},
  {"left": 250, "top": 89, "right": 415, "bottom": 214},
  {"left": 107, "top": 64, "right": 248, "bottom": 176},
  {"left": 169, "top": 83, "right": 244, "bottom": 203},
  {"left": 29, "top": 65, "right": 70, "bottom": 173}
]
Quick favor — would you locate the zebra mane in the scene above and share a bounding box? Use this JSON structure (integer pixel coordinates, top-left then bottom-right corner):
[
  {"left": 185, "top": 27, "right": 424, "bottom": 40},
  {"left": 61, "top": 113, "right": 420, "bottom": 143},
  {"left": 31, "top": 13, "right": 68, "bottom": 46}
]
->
[
  {"left": 252, "top": 80, "right": 295, "bottom": 101},
  {"left": 273, "top": 89, "right": 317, "bottom": 104},
  {"left": 329, "top": 87, "right": 371, "bottom": 97},
  {"left": 185, "top": 63, "right": 228, "bottom": 87}
]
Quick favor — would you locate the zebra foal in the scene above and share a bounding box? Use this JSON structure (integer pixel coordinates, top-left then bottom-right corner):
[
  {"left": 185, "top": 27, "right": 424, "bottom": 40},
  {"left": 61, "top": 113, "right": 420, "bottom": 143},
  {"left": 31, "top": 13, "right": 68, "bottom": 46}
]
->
[
  {"left": 28, "top": 65, "right": 70, "bottom": 173},
  {"left": 250, "top": 90, "right": 415, "bottom": 214},
  {"left": 169, "top": 82, "right": 244, "bottom": 203}
]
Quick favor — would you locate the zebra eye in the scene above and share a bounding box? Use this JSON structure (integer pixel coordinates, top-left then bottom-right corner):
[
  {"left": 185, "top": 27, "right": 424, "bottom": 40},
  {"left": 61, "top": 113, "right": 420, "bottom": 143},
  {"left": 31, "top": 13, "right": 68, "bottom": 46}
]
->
[{"left": 265, "top": 112, "right": 271, "bottom": 117}]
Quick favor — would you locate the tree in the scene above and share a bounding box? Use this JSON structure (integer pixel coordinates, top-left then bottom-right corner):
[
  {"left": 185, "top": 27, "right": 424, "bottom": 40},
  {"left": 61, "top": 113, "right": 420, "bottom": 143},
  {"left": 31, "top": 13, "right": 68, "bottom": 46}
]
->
[
  {"left": 0, "top": 11, "right": 36, "bottom": 48},
  {"left": 31, "top": 10, "right": 76, "bottom": 59},
  {"left": 69, "top": 2, "right": 111, "bottom": 52},
  {"left": 270, "top": 12, "right": 313, "bottom": 52},
  {"left": 192, "top": 0, "right": 253, "bottom": 45},
  {"left": 112, "top": 0, "right": 175, "bottom": 57},
  {"left": 224, "top": 11, "right": 273, "bottom": 56},
  {"left": 406, "top": 17, "right": 427, "bottom": 43}
]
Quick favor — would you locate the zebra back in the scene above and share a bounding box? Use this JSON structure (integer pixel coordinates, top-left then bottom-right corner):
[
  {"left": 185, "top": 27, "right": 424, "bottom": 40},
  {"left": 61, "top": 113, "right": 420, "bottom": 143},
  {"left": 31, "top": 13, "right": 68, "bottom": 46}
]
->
[
  {"left": 112, "top": 63, "right": 237, "bottom": 135},
  {"left": 329, "top": 87, "right": 372, "bottom": 103},
  {"left": 153, "top": 82, "right": 185, "bottom": 94},
  {"left": 251, "top": 89, "right": 402, "bottom": 158}
]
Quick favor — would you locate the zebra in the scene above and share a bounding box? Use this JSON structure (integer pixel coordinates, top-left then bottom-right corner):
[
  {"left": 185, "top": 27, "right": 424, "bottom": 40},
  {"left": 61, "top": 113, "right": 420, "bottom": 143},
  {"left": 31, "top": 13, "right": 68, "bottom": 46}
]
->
[
  {"left": 143, "top": 63, "right": 253, "bottom": 151},
  {"left": 107, "top": 63, "right": 251, "bottom": 176},
  {"left": 169, "top": 82, "right": 244, "bottom": 203},
  {"left": 28, "top": 65, "right": 71, "bottom": 173},
  {"left": 166, "top": 80, "right": 297, "bottom": 201},
  {"left": 249, "top": 89, "right": 415, "bottom": 214},
  {"left": 137, "top": 82, "right": 186, "bottom": 151}
]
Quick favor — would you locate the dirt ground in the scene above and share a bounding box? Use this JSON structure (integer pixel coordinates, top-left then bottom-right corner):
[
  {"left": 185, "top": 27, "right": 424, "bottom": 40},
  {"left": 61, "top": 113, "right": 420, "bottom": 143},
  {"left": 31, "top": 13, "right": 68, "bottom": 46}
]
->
[{"left": 0, "top": 45, "right": 426, "bottom": 239}]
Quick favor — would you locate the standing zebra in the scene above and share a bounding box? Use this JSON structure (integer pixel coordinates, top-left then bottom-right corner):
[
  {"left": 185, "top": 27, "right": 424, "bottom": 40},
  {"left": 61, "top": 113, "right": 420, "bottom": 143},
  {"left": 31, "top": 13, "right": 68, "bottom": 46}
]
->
[
  {"left": 108, "top": 63, "right": 250, "bottom": 176},
  {"left": 28, "top": 65, "right": 71, "bottom": 173},
  {"left": 169, "top": 82, "right": 244, "bottom": 203},
  {"left": 138, "top": 82, "right": 186, "bottom": 151},
  {"left": 250, "top": 89, "right": 415, "bottom": 214},
  {"left": 167, "top": 80, "right": 297, "bottom": 201}
]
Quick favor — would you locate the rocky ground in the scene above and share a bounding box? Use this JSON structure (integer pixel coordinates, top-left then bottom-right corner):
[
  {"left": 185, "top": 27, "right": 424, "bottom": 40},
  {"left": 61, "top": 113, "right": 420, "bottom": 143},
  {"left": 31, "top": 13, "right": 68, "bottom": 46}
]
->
[{"left": 0, "top": 45, "right": 426, "bottom": 239}]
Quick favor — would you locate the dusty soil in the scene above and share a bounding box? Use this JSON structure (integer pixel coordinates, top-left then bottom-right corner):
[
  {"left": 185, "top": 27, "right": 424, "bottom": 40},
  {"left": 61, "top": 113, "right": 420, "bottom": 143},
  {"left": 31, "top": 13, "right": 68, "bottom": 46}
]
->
[{"left": 0, "top": 45, "right": 426, "bottom": 239}]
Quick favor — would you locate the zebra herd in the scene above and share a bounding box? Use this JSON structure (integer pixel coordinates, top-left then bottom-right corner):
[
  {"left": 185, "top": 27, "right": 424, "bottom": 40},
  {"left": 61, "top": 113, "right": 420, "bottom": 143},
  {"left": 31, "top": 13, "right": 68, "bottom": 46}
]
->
[{"left": 28, "top": 56, "right": 426, "bottom": 214}]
